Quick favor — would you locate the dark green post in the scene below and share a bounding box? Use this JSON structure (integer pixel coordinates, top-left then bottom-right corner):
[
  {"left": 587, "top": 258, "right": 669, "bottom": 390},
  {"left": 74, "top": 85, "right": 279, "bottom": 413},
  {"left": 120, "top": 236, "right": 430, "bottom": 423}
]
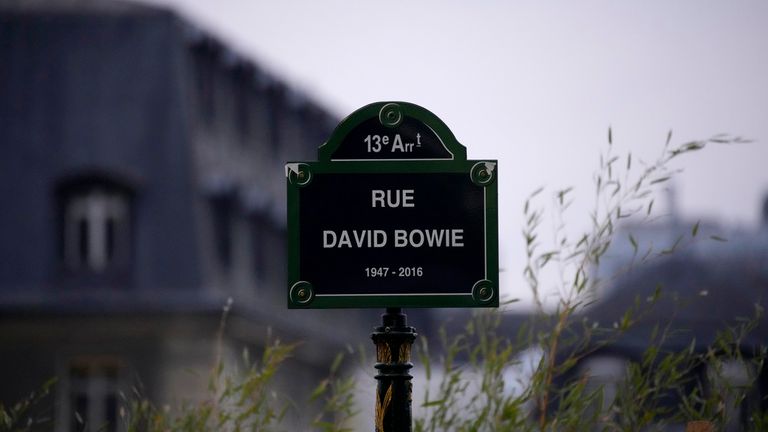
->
[{"left": 371, "top": 308, "right": 417, "bottom": 432}]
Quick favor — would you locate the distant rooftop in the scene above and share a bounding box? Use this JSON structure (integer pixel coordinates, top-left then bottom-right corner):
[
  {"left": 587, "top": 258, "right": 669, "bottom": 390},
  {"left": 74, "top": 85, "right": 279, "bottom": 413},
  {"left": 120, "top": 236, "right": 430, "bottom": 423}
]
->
[{"left": 0, "top": 0, "right": 162, "bottom": 14}]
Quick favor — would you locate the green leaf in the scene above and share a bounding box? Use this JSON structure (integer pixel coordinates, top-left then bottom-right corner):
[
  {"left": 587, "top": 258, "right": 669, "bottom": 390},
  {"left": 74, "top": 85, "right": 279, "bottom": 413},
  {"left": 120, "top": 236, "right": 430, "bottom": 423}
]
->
[
  {"left": 629, "top": 233, "right": 638, "bottom": 253},
  {"left": 309, "top": 380, "right": 328, "bottom": 401},
  {"left": 330, "top": 352, "right": 344, "bottom": 374},
  {"left": 683, "top": 141, "right": 705, "bottom": 151},
  {"left": 709, "top": 235, "right": 728, "bottom": 242},
  {"left": 691, "top": 220, "right": 700, "bottom": 237},
  {"left": 557, "top": 187, "right": 573, "bottom": 204},
  {"left": 422, "top": 398, "right": 448, "bottom": 407}
]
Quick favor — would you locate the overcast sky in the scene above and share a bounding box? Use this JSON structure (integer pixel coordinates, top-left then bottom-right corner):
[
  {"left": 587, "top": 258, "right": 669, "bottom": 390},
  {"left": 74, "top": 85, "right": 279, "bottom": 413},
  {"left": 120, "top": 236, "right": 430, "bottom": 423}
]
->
[{"left": 140, "top": 0, "right": 768, "bottom": 308}]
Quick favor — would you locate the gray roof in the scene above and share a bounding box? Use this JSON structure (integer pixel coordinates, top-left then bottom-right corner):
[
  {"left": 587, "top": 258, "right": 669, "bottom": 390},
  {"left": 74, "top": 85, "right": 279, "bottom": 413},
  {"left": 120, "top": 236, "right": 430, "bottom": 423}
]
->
[
  {"left": 575, "top": 244, "right": 768, "bottom": 357},
  {"left": 0, "top": 0, "right": 154, "bottom": 12}
]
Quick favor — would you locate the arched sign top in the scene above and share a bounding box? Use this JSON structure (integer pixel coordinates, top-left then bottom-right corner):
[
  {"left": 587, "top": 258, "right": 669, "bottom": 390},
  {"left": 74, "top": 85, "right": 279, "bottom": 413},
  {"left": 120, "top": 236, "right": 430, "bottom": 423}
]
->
[
  {"left": 318, "top": 101, "right": 467, "bottom": 162},
  {"left": 287, "top": 101, "right": 498, "bottom": 309}
]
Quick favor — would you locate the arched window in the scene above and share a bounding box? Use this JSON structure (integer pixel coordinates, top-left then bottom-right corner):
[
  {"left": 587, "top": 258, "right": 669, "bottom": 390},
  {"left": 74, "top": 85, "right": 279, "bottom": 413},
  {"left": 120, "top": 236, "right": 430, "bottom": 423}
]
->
[
  {"left": 57, "top": 175, "right": 134, "bottom": 276},
  {"left": 706, "top": 358, "right": 759, "bottom": 432},
  {"left": 578, "top": 355, "right": 629, "bottom": 422}
]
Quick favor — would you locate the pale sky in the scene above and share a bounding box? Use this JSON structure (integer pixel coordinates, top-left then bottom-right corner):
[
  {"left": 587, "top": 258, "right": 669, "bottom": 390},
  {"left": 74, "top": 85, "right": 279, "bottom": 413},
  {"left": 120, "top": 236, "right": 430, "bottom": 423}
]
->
[{"left": 140, "top": 0, "right": 768, "bottom": 308}]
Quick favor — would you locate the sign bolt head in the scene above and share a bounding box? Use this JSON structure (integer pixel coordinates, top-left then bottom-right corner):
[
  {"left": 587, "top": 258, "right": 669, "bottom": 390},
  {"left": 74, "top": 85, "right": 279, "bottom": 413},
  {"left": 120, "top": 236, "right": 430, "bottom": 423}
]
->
[
  {"left": 290, "top": 281, "right": 314, "bottom": 305},
  {"left": 471, "top": 161, "right": 497, "bottom": 186},
  {"left": 472, "top": 279, "right": 495, "bottom": 303},
  {"left": 288, "top": 163, "right": 313, "bottom": 186},
  {"left": 379, "top": 103, "right": 403, "bottom": 128}
]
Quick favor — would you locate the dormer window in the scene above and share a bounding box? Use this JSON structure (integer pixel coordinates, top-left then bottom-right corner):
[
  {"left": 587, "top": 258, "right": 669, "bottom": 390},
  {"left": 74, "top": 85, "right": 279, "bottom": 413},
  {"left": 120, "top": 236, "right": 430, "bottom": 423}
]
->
[
  {"left": 57, "top": 175, "right": 134, "bottom": 276},
  {"left": 64, "top": 188, "right": 128, "bottom": 271}
]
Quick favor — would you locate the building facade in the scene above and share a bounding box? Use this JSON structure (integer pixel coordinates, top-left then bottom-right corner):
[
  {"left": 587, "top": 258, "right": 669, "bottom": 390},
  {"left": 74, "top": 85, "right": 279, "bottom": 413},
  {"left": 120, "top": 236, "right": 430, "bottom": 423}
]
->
[{"left": 0, "top": 2, "right": 373, "bottom": 430}]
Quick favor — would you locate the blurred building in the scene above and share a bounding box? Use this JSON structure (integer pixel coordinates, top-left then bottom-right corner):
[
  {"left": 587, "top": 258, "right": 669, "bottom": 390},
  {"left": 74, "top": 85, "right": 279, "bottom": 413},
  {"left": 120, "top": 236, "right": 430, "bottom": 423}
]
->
[
  {"left": 556, "top": 200, "right": 768, "bottom": 430},
  {"left": 0, "top": 2, "right": 376, "bottom": 430}
]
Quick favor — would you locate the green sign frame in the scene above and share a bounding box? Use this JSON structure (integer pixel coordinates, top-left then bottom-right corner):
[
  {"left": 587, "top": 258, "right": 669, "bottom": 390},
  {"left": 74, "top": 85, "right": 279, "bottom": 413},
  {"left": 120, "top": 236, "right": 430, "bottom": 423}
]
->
[{"left": 286, "top": 102, "right": 498, "bottom": 308}]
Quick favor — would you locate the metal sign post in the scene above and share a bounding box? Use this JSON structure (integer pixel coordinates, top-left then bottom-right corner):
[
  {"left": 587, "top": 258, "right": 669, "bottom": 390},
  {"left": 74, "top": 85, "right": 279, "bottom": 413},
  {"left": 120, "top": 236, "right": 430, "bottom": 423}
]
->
[
  {"left": 372, "top": 308, "right": 416, "bottom": 432},
  {"left": 286, "top": 102, "right": 499, "bottom": 431}
]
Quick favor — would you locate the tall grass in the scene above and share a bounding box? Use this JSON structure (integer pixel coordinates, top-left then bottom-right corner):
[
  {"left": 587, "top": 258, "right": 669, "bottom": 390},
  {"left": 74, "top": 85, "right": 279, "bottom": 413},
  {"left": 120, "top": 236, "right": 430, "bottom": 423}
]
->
[
  {"left": 3, "top": 131, "right": 763, "bottom": 431},
  {"left": 412, "top": 130, "right": 765, "bottom": 431}
]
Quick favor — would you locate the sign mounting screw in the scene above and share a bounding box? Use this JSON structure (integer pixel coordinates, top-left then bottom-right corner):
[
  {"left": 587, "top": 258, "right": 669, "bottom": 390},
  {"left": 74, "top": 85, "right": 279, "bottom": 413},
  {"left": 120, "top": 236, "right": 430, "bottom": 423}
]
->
[
  {"left": 379, "top": 103, "right": 403, "bottom": 128},
  {"left": 471, "top": 161, "right": 496, "bottom": 186},
  {"left": 289, "top": 281, "right": 314, "bottom": 305}
]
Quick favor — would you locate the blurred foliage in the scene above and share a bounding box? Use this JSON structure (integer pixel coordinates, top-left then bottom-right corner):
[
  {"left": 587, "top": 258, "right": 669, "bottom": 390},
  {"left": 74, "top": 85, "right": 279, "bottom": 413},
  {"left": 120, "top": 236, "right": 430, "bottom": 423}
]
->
[
  {"left": 412, "top": 131, "right": 765, "bottom": 431},
  {"left": 3, "top": 131, "right": 764, "bottom": 431},
  {"left": 0, "top": 378, "right": 55, "bottom": 432}
]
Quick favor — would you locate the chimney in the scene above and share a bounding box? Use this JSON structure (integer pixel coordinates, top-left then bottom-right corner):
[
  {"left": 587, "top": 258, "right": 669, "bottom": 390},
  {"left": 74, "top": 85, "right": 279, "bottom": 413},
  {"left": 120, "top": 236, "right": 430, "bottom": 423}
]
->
[
  {"left": 762, "top": 193, "right": 768, "bottom": 228},
  {"left": 666, "top": 181, "right": 679, "bottom": 224}
]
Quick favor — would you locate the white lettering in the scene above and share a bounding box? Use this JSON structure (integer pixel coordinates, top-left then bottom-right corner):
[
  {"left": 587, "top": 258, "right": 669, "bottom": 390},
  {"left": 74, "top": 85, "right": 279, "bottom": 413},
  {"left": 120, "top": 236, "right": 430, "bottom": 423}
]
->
[
  {"left": 371, "top": 189, "right": 415, "bottom": 208},
  {"left": 324, "top": 229, "right": 463, "bottom": 248},
  {"left": 372, "top": 190, "right": 385, "bottom": 207},
  {"left": 402, "top": 189, "right": 414, "bottom": 207},
  {"left": 452, "top": 229, "right": 464, "bottom": 247},
  {"left": 409, "top": 229, "right": 425, "bottom": 247},
  {"left": 352, "top": 230, "right": 367, "bottom": 248},
  {"left": 425, "top": 229, "right": 445, "bottom": 247},
  {"left": 324, "top": 230, "right": 390, "bottom": 248},
  {"left": 393, "top": 229, "right": 465, "bottom": 248},
  {"left": 394, "top": 229, "right": 408, "bottom": 247},
  {"left": 374, "top": 230, "right": 387, "bottom": 247},
  {"left": 323, "top": 230, "right": 337, "bottom": 248},
  {"left": 337, "top": 230, "right": 352, "bottom": 248},
  {"left": 391, "top": 134, "right": 404, "bottom": 152}
]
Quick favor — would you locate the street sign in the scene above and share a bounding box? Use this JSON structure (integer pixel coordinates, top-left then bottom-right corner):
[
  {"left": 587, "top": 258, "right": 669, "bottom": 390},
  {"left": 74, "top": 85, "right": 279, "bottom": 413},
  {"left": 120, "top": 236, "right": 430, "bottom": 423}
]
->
[{"left": 286, "top": 102, "right": 498, "bottom": 308}]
